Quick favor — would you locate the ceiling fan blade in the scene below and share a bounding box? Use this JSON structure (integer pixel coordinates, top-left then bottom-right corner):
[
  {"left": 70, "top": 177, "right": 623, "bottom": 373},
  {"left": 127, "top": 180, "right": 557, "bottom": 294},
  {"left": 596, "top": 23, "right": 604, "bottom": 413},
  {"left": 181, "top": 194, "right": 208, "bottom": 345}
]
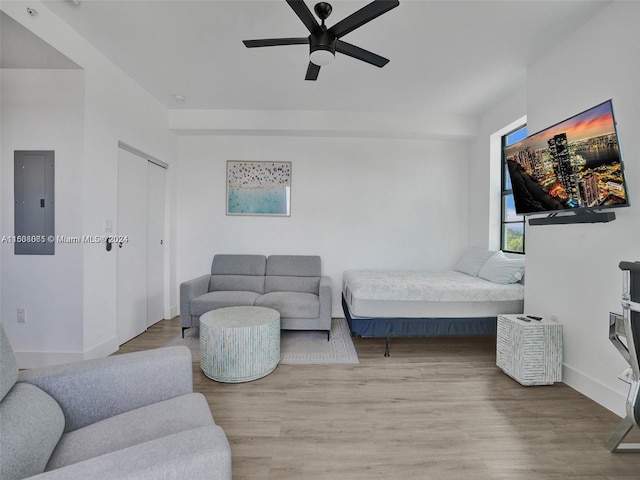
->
[
  {"left": 243, "top": 37, "right": 309, "bottom": 48},
  {"left": 335, "top": 40, "right": 389, "bottom": 67},
  {"left": 305, "top": 62, "right": 320, "bottom": 81},
  {"left": 286, "top": 0, "right": 321, "bottom": 34},
  {"left": 329, "top": 0, "right": 399, "bottom": 38}
]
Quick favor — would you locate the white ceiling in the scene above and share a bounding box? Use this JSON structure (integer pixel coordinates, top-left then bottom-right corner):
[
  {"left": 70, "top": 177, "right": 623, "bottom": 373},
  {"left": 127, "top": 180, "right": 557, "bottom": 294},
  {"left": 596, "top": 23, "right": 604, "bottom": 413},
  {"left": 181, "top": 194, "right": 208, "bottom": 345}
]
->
[{"left": 4, "top": 0, "right": 611, "bottom": 116}]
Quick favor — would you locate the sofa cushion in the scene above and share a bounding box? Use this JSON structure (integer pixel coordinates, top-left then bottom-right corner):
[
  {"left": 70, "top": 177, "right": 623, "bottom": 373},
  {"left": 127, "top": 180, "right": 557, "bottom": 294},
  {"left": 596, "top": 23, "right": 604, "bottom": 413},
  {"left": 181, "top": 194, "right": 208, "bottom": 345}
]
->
[
  {"left": 265, "top": 275, "right": 320, "bottom": 294},
  {"left": 209, "top": 274, "right": 265, "bottom": 294},
  {"left": 191, "top": 291, "right": 261, "bottom": 317},
  {"left": 266, "top": 255, "right": 321, "bottom": 277},
  {"left": 211, "top": 254, "right": 266, "bottom": 276},
  {"left": 264, "top": 255, "right": 322, "bottom": 294},
  {"left": 46, "top": 393, "right": 213, "bottom": 471},
  {"left": 0, "top": 323, "right": 18, "bottom": 402},
  {"left": 255, "top": 292, "right": 320, "bottom": 319},
  {"left": 1, "top": 382, "right": 65, "bottom": 480},
  {"left": 37, "top": 425, "right": 231, "bottom": 480}
]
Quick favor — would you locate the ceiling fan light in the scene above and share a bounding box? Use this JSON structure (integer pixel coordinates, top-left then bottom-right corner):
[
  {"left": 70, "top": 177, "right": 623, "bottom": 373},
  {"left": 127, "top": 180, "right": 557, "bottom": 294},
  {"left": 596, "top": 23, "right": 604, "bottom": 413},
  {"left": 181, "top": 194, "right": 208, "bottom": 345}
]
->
[{"left": 309, "top": 48, "right": 335, "bottom": 66}]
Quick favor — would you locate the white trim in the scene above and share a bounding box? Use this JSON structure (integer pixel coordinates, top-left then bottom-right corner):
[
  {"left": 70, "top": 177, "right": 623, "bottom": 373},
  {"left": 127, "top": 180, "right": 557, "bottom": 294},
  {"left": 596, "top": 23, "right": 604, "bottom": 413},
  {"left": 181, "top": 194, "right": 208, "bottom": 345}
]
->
[
  {"left": 563, "top": 363, "right": 627, "bottom": 418},
  {"left": 13, "top": 335, "right": 119, "bottom": 369},
  {"left": 489, "top": 115, "right": 527, "bottom": 251},
  {"left": 118, "top": 141, "right": 168, "bottom": 169},
  {"left": 83, "top": 335, "right": 120, "bottom": 361},
  {"left": 14, "top": 351, "right": 84, "bottom": 370}
]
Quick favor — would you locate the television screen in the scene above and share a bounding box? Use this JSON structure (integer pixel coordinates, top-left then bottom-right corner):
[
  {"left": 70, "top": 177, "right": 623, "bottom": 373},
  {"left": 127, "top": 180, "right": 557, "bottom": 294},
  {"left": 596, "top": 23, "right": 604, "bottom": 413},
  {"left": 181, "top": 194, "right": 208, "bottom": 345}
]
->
[{"left": 504, "top": 100, "right": 628, "bottom": 215}]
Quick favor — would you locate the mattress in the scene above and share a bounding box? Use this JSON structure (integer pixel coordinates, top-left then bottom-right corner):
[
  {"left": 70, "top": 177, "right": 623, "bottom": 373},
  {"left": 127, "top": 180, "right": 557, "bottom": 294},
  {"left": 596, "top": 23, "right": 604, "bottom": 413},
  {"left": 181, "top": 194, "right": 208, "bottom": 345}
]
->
[{"left": 342, "top": 269, "right": 524, "bottom": 319}]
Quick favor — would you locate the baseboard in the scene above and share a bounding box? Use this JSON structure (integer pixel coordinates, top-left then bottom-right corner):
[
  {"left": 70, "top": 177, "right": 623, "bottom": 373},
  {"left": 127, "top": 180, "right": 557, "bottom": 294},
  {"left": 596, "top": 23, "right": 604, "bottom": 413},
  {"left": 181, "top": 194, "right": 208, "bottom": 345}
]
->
[
  {"left": 15, "top": 350, "right": 85, "bottom": 370},
  {"left": 83, "top": 335, "right": 120, "bottom": 360},
  {"left": 14, "top": 335, "right": 119, "bottom": 369},
  {"left": 563, "top": 363, "right": 627, "bottom": 418}
]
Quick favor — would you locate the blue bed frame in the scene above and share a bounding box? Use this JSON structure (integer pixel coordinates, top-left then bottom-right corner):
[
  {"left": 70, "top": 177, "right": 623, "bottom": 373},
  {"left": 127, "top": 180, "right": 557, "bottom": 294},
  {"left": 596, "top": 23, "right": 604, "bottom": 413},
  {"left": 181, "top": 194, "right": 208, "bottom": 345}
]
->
[{"left": 342, "top": 294, "right": 497, "bottom": 356}]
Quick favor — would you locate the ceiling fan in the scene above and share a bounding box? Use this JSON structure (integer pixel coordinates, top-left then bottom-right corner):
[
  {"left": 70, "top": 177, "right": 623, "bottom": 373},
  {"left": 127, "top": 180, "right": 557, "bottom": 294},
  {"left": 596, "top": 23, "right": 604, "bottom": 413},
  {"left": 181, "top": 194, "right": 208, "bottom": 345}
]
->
[{"left": 242, "top": 0, "right": 399, "bottom": 80}]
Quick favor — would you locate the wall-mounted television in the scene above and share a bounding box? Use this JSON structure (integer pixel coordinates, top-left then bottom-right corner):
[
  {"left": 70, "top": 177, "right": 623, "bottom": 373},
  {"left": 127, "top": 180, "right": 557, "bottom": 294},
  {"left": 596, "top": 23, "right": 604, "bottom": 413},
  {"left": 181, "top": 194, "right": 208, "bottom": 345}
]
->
[{"left": 504, "top": 100, "right": 628, "bottom": 222}]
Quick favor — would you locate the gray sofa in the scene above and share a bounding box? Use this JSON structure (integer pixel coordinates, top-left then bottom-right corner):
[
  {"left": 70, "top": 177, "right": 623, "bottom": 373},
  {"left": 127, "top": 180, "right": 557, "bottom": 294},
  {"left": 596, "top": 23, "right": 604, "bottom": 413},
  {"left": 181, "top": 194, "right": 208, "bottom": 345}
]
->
[
  {"left": 0, "top": 323, "right": 231, "bottom": 480},
  {"left": 180, "top": 254, "right": 332, "bottom": 339}
]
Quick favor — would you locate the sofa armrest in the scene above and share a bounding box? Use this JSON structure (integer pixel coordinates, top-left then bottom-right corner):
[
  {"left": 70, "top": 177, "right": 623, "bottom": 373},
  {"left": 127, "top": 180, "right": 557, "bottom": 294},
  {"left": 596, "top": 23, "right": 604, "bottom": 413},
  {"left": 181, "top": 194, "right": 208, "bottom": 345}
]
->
[
  {"left": 319, "top": 275, "right": 333, "bottom": 322},
  {"left": 29, "top": 425, "right": 231, "bottom": 480},
  {"left": 18, "top": 346, "right": 193, "bottom": 433},
  {"left": 180, "top": 274, "right": 211, "bottom": 326}
]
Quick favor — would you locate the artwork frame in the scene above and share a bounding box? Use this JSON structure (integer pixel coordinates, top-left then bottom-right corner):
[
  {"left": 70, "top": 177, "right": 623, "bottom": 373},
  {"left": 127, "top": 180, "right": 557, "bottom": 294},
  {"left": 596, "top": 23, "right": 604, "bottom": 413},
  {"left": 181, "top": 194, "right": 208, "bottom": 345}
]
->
[{"left": 226, "top": 161, "right": 292, "bottom": 216}]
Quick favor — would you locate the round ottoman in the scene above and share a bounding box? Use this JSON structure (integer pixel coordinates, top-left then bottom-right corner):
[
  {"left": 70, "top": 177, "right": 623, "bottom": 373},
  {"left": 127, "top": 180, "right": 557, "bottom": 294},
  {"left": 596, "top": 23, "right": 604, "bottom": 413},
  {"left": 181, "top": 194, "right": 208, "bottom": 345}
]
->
[{"left": 200, "top": 306, "right": 280, "bottom": 383}]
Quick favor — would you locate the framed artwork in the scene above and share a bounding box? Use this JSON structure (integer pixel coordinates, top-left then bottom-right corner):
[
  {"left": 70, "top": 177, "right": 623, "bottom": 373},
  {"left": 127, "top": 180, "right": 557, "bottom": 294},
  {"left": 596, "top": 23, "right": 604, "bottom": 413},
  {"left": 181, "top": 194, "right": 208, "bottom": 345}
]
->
[{"left": 226, "top": 161, "right": 291, "bottom": 216}]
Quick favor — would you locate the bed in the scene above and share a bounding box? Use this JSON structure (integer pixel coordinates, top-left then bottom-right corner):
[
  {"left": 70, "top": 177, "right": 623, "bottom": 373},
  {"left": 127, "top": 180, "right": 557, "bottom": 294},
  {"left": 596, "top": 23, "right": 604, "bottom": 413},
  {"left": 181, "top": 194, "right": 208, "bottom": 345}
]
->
[{"left": 341, "top": 249, "right": 525, "bottom": 355}]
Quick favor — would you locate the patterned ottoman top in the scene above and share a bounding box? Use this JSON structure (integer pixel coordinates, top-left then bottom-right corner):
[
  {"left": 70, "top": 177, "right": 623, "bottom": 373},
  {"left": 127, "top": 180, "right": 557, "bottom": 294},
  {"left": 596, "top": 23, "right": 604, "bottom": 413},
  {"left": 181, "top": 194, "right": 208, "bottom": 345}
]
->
[{"left": 200, "top": 306, "right": 280, "bottom": 328}]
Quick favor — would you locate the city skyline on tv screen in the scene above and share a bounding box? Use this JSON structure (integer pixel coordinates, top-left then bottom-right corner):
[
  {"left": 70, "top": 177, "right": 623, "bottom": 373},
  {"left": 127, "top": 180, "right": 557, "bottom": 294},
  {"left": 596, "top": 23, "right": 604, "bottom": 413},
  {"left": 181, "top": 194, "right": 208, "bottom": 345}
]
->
[{"left": 504, "top": 100, "right": 627, "bottom": 215}]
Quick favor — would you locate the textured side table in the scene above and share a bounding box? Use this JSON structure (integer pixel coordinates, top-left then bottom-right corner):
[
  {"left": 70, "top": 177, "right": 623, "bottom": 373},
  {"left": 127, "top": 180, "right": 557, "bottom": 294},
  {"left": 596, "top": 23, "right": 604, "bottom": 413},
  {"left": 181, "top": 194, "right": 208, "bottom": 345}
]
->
[
  {"left": 496, "top": 315, "right": 563, "bottom": 386},
  {"left": 200, "top": 306, "right": 280, "bottom": 383}
]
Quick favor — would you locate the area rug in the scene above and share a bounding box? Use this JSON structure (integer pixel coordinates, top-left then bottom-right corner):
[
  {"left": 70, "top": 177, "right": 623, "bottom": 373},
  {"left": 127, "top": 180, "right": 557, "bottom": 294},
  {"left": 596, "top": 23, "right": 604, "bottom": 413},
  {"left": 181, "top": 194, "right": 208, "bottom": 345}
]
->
[{"left": 163, "top": 317, "right": 359, "bottom": 365}]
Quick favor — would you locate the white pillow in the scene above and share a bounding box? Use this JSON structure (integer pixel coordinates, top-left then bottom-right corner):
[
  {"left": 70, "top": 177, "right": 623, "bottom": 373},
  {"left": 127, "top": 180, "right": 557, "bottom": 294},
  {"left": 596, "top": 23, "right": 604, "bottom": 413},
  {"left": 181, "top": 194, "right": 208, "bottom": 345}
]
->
[
  {"left": 478, "top": 250, "right": 525, "bottom": 284},
  {"left": 453, "top": 248, "right": 495, "bottom": 277}
]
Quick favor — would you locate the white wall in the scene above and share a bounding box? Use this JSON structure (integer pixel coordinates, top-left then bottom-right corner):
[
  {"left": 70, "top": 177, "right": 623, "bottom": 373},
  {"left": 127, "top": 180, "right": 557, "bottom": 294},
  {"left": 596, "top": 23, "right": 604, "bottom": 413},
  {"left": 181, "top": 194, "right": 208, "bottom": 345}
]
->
[
  {"left": 1, "top": 69, "right": 85, "bottom": 359},
  {"left": 1, "top": 2, "right": 176, "bottom": 367},
  {"left": 79, "top": 39, "right": 175, "bottom": 359},
  {"left": 176, "top": 135, "right": 471, "bottom": 314},
  {"left": 523, "top": 1, "right": 640, "bottom": 416},
  {"left": 468, "top": 86, "right": 527, "bottom": 250}
]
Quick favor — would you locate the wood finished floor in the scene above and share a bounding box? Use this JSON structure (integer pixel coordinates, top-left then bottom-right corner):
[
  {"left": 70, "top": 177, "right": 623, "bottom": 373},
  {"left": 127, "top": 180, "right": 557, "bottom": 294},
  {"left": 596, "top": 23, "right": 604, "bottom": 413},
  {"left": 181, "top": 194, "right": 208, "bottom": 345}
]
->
[{"left": 118, "top": 318, "right": 640, "bottom": 479}]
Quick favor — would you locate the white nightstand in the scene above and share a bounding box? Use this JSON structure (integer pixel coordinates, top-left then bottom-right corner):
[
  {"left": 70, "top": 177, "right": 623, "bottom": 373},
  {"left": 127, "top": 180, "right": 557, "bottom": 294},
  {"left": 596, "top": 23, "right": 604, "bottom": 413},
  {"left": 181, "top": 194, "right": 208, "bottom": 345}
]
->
[{"left": 496, "top": 314, "right": 563, "bottom": 386}]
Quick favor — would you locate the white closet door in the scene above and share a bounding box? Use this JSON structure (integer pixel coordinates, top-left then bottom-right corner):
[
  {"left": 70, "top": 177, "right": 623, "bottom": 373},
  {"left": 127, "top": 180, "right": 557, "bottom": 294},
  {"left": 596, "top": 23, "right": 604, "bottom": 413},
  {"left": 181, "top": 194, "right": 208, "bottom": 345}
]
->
[
  {"left": 147, "top": 162, "right": 166, "bottom": 327},
  {"left": 117, "top": 148, "right": 149, "bottom": 344}
]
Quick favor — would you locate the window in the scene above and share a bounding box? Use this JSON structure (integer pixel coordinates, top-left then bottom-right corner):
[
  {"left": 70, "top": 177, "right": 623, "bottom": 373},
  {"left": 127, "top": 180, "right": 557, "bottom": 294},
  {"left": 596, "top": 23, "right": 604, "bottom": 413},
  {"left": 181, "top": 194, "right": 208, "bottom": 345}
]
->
[{"left": 501, "top": 125, "right": 527, "bottom": 253}]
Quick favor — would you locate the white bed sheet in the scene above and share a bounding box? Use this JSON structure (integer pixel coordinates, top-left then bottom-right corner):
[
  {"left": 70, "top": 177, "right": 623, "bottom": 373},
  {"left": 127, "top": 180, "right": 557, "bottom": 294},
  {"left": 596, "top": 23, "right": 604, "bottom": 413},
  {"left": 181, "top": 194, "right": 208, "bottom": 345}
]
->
[{"left": 342, "top": 270, "right": 524, "bottom": 318}]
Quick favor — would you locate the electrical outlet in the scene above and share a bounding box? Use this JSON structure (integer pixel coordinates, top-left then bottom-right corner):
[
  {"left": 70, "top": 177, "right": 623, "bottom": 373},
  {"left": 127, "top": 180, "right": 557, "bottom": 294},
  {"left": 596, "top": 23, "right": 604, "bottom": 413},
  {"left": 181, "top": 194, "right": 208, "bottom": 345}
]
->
[{"left": 17, "top": 308, "right": 26, "bottom": 323}]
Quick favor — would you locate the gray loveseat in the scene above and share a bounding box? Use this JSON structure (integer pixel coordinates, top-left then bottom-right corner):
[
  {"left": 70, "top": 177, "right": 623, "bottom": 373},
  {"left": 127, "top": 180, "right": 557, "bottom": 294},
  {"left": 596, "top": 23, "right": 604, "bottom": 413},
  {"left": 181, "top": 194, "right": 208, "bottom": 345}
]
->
[
  {"left": 0, "top": 323, "right": 231, "bottom": 480},
  {"left": 180, "top": 254, "right": 332, "bottom": 339}
]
